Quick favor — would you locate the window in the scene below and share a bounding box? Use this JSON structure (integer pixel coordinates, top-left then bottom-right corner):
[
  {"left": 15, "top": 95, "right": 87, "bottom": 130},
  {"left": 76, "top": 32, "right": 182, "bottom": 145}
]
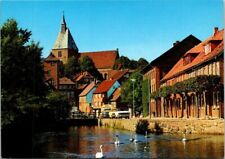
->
[
  {"left": 104, "top": 73, "right": 108, "bottom": 80},
  {"left": 216, "top": 62, "right": 220, "bottom": 75},
  {"left": 204, "top": 44, "right": 211, "bottom": 55},
  {"left": 212, "top": 62, "right": 215, "bottom": 75},
  {"left": 58, "top": 51, "right": 62, "bottom": 57},
  {"left": 51, "top": 62, "right": 55, "bottom": 66}
]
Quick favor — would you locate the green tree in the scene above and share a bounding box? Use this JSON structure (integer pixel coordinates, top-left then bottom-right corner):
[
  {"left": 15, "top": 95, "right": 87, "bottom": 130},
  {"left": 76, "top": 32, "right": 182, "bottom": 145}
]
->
[
  {"left": 64, "top": 56, "right": 80, "bottom": 77},
  {"left": 1, "top": 19, "right": 47, "bottom": 127},
  {"left": 114, "top": 56, "right": 131, "bottom": 69},
  {"left": 114, "top": 56, "right": 149, "bottom": 70},
  {"left": 137, "top": 58, "right": 149, "bottom": 70},
  {"left": 142, "top": 79, "right": 149, "bottom": 117},
  {"left": 121, "top": 71, "right": 143, "bottom": 114},
  {"left": 79, "top": 56, "right": 103, "bottom": 80},
  {"left": 44, "top": 91, "right": 71, "bottom": 120}
]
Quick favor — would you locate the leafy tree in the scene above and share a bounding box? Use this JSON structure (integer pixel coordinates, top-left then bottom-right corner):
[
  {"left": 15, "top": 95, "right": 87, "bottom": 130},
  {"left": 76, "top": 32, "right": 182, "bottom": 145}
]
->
[
  {"left": 80, "top": 56, "right": 95, "bottom": 71},
  {"left": 1, "top": 19, "right": 47, "bottom": 127},
  {"left": 114, "top": 56, "right": 130, "bottom": 69},
  {"left": 114, "top": 56, "right": 149, "bottom": 70},
  {"left": 43, "top": 91, "right": 71, "bottom": 120},
  {"left": 64, "top": 56, "right": 80, "bottom": 77},
  {"left": 129, "top": 59, "right": 138, "bottom": 69},
  {"left": 137, "top": 58, "right": 149, "bottom": 70},
  {"left": 121, "top": 71, "right": 143, "bottom": 114},
  {"left": 79, "top": 56, "right": 103, "bottom": 80},
  {"left": 142, "top": 79, "right": 149, "bottom": 117}
]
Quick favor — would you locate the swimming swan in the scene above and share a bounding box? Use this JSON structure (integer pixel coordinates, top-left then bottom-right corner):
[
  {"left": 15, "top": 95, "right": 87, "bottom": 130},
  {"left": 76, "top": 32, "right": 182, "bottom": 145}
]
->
[
  {"left": 115, "top": 135, "right": 120, "bottom": 145},
  {"left": 182, "top": 134, "right": 187, "bottom": 142},
  {"left": 95, "top": 145, "right": 104, "bottom": 158},
  {"left": 129, "top": 134, "right": 135, "bottom": 142},
  {"left": 134, "top": 135, "right": 138, "bottom": 143}
]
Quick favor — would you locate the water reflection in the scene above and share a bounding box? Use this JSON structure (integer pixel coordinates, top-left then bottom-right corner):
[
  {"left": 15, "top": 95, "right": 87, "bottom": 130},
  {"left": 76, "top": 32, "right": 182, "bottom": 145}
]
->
[{"left": 33, "top": 126, "right": 224, "bottom": 158}]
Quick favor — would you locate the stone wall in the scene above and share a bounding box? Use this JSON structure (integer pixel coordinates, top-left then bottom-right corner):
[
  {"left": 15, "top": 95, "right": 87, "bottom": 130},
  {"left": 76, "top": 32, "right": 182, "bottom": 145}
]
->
[{"left": 100, "top": 118, "right": 224, "bottom": 134}]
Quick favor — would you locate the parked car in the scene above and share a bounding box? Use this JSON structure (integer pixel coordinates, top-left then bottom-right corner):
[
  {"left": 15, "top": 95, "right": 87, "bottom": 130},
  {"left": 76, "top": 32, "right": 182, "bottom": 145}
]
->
[{"left": 101, "top": 111, "right": 110, "bottom": 118}]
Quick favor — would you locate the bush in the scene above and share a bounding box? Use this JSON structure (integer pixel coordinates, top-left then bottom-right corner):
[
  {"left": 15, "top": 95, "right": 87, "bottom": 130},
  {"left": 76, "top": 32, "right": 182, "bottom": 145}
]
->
[{"left": 136, "top": 119, "right": 149, "bottom": 134}]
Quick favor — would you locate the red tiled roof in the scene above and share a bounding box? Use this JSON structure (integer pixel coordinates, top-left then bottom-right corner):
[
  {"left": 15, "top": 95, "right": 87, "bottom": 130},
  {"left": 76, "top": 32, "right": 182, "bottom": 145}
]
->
[
  {"left": 79, "top": 50, "right": 118, "bottom": 69},
  {"left": 73, "top": 71, "right": 94, "bottom": 82},
  {"left": 79, "top": 82, "right": 96, "bottom": 97},
  {"left": 93, "top": 79, "right": 116, "bottom": 94},
  {"left": 59, "top": 77, "right": 75, "bottom": 85},
  {"left": 108, "top": 70, "right": 120, "bottom": 79},
  {"left": 162, "top": 29, "right": 224, "bottom": 82},
  {"left": 44, "top": 53, "right": 60, "bottom": 62},
  {"left": 110, "top": 69, "right": 129, "bottom": 81}
]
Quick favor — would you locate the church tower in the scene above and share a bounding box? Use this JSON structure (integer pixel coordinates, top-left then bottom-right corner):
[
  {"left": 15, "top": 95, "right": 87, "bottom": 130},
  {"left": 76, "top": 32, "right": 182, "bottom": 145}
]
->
[{"left": 52, "top": 13, "right": 79, "bottom": 64}]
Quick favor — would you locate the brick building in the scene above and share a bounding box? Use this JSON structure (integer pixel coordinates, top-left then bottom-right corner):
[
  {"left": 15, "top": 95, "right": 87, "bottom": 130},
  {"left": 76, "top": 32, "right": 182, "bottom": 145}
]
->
[
  {"left": 79, "top": 82, "right": 97, "bottom": 114},
  {"left": 43, "top": 53, "right": 62, "bottom": 89},
  {"left": 160, "top": 27, "right": 224, "bottom": 119},
  {"left": 143, "top": 35, "right": 201, "bottom": 117},
  {"left": 59, "top": 77, "right": 76, "bottom": 105},
  {"left": 92, "top": 80, "right": 120, "bottom": 117}
]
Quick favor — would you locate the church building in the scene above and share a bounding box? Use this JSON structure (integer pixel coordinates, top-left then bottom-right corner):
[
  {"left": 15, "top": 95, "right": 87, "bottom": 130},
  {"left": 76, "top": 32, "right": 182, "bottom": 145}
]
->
[{"left": 49, "top": 14, "right": 119, "bottom": 79}]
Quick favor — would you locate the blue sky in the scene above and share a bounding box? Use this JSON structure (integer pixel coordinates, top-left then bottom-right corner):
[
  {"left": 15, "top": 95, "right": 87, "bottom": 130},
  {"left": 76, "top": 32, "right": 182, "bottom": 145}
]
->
[{"left": 1, "top": 0, "right": 224, "bottom": 61}]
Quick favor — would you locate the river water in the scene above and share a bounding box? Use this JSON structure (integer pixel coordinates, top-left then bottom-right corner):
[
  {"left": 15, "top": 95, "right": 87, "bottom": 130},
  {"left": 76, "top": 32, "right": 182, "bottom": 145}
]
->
[{"left": 33, "top": 126, "right": 224, "bottom": 158}]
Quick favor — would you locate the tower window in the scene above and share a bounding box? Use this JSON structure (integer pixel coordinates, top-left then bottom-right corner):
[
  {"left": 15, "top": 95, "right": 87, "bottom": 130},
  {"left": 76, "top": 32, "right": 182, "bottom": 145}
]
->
[{"left": 58, "top": 51, "right": 62, "bottom": 57}]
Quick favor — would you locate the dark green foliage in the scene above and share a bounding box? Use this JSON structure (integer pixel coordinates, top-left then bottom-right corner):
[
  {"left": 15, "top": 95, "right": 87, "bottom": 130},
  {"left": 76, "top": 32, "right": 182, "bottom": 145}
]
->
[
  {"left": 1, "top": 19, "right": 46, "bottom": 96},
  {"left": 121, "top": 71, "right": 143, "bottom": 113},
  {"left": 113, "top": 56, "right": 130, "bottom": 69},
  {"left": 80, "top": 56, "right": 95, "bottom": 71},
  {"left": 150, "top": 75, "right": 222, "bottom": 99},
  {"left": 137, "top": 58, "right": 149, "bottom": 70},
  {"left": 1, "top": 19, "right": 47, "bottom": 127},
  {"left": 64, "top": 56, "right": 80, "bottom": 78},
  {"left": 79, "top": 56, "right": 103, "bottom": 80},
  {"left": 63, "top": 55, "right": 103, "bottom": 80},
  {"left": 43, "top": 91, "right": 71, "bottom": 120},
  {"left": 113, "top": 56, "right": 149, "bottom": 70},
  {"left": 136, "top": 119, "right": 149, "bottom": 134},
  {"left": 142, "top": 79, "right": 149, "bottom": 117}
]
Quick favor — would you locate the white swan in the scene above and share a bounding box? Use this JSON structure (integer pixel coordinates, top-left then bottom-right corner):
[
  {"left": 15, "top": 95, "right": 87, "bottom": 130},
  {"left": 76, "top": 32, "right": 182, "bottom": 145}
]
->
[
  {"left": 134, "top": 135, "right": 138, "bottom": 143},
  {"left": 145, "top": 131, "right": 148, "bottom": 138},
  {"left": 95, "top": 145, "right": 104, "bottom": 158},
  {"left": 182, "top": 133, "right": 187, "bottom": 142},
  {"left": 115, "top": 135, "right": 120, "bottom": 145},
  {"left": 129, "top": 134, "right": 134, "bottom": 142}
]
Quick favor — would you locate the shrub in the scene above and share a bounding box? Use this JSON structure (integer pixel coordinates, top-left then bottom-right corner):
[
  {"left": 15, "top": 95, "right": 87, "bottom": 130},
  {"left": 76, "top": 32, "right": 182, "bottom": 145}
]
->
[{"left": 136, "top": 119, "right": 149, "bottom": 134}]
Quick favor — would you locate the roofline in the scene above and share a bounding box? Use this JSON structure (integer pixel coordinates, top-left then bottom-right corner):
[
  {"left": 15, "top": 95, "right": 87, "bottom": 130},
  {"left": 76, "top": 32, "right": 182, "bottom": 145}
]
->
[
  {"left": 160, "top": 50, "right": 224, "bottom": 83},
  {"left": 80, "top": 49, "right": 119, "bottom": 54},
  {"left": 79, "top": 85, "right": 96, "bottom": 97},
  {"left": 141, "top": 63, "right": 153, "bottom": 74},
  {"left": 151, "top": 34, "right": 201, "bottom": 65}
]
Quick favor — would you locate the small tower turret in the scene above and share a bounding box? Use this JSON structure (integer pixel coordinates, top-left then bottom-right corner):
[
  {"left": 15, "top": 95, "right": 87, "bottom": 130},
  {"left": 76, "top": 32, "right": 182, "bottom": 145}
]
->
[{"left": 61, "top": 12, "right": 67, "bottom": 33}]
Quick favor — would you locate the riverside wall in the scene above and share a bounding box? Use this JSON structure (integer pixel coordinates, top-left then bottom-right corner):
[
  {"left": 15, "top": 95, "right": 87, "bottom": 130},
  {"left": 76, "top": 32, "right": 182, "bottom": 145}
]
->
[{"left": 100, "top": 118, "right": 224, "bottom": 134}]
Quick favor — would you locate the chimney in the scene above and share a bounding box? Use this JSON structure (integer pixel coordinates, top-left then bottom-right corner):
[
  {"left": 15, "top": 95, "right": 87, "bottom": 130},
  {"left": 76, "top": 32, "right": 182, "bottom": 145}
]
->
[
  {"left": 173, "top": 41, "right": 180, "bottom": 46},
  {"left": 214, "top": 27, "right": 218, "bottom": 36}
]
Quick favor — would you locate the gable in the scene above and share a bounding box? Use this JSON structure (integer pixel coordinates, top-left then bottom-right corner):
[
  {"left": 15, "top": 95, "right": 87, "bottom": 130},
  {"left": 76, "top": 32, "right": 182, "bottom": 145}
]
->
[{"left": 162, "top": 29, "right": 224, "bottom": 82}]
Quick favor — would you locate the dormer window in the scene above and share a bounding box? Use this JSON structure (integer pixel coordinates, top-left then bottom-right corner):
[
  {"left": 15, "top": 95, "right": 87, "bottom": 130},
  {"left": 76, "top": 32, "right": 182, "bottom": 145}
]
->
[
  {"left": 183, "top": 53, "right": 198, "bottom": 66},
  {"left": 204, "top": 43, "right": 211, "bottom": 55},
  {"left": 204, "top": 40, "right": 221, "bottom": 55}
]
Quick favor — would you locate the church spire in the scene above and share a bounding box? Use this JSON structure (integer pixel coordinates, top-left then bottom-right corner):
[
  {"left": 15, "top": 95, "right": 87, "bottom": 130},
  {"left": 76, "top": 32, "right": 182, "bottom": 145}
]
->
[{"left": 61, "top": 12, "right": 67, "bottom": 33}]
